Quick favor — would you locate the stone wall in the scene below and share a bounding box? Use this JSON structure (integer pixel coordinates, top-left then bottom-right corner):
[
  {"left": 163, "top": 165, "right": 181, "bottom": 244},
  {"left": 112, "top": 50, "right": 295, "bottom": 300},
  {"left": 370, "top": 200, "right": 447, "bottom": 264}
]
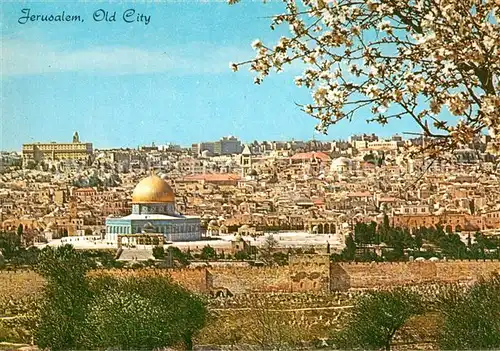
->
[
  {"left": 169, "top": 268, "right": 210, "bottom": 293},
  {"left": 435, "top": 260, "right": 500, "bottom": 282},
  {"left": 209, "top": 266, "right": 290, "bottom": 294},
  {"left": 0, "top": 268, "right": 210, "bottom": 297},
  {"left": 1, "top": 260, "right": 499, "bottom": 298},
  {"left": 90, "top": 268, "right": 210, "bottom": 293},
  {"left": 209, "top": 260, "right": 500, "bottom": 294},
  {"left": 289, "top": 254, "right": 330, "bottom": 293},
  {"left": 334, "top": 260, "right": 500, "bottom": 290}
]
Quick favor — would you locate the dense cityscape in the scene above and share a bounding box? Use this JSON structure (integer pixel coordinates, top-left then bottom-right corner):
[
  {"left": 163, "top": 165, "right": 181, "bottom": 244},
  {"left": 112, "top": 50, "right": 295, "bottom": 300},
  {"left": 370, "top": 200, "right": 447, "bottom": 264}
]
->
[
  {"left": 2, "top": 132, "right": 499, "bottom": 250},
  {"left": 1, "top": 130, "right": 500, "bottom": 349}
]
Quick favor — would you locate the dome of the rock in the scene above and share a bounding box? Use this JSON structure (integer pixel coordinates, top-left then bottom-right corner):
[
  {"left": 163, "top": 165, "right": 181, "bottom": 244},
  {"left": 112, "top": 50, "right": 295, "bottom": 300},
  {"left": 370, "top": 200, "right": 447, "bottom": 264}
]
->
[{"left": 131, "top": 174, "right": 175, "bottom": 203}]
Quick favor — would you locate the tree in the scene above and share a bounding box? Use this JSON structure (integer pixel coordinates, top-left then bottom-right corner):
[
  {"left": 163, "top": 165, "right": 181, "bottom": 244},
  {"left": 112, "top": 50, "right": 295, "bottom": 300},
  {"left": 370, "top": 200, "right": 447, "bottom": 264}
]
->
[
  {"left": 414, "top": 231, "right": 423, "bottom": 250},
  {"left": 83, "top": 274, "right": 208, "bottom": 350},
  {"left": 11, "top": 246, "right": 41, "bottom": 266},
  {"left": 153, "top": 246, "right": 166, "bottom": 259},
  {"left": 0, "top": 232, "right": 21, "bottom": 259},
  {"left": 260, "top": 234, "right": 279, "bottom": 264},
  {"left": 383, "top": 213, "right": 391, "bottom": 230},
  {"left": 437, "top": 274, "right": 500, "bottom": 349},
  {"left": 234, "top": 250, "right": 250, "bottom": 260},
  {"left": 200, "top": 245, "right": 217, "bottom": 260},
  {"left": 272, "top": 251, "right": 289, "bottom": 266},
  {"left": 342, "top": 234, "right": 357, "bottom": 261},
  {"left": 230, "top": 0, "right": 500, "bottom": 155},
  {"left": 88, "top": 175, "right": 103, "bottom": 188},
  {"left": 16, "top": 224, "right": 23, "bottom": 236},
  {"left": 333, "top": 288, "right": 424, "bottom": 350},
  {"left": 354, "top": 222, "right": 368, "bottom": 245},
  {"left": 32, "top": 246, "right": 206, "bottom": 350},
  {"left": 166, "top": 246, "right": 190, "bottom": 266},
  {"left": 355, "top": 222, "right": 378, "bottom": 245},
  {"left": 439, "top": 233, "right": 467, "bottom": 258},
  {"left": 34, "top": 245, "right": 95, "bottom": 350}
]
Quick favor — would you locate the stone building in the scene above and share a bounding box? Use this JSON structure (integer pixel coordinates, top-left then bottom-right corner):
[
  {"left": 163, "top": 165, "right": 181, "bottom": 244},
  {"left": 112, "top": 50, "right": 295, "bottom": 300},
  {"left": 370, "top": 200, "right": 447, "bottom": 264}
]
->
[
  {"left": 22, "top": 132, "right": 93, "bottom": 165},
  {"left": 105, "top": 174, "right": 201, "bottom": 245}
]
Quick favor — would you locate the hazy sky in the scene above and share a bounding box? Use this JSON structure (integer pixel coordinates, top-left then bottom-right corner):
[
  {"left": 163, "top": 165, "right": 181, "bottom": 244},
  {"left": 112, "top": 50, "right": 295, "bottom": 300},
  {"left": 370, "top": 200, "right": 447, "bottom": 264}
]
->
[{"left": 1, "top": 1, "right": 418, "bottom": 151}]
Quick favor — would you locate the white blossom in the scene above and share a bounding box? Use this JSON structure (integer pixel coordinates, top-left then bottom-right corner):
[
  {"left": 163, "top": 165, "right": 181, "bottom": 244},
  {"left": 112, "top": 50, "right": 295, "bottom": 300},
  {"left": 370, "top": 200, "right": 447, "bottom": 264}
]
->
[
  {"left": 229, "top": 62, "right": 238, "bottom": 72},
  {"left": 365, "top": 84, "right": 380, "bottom": 98},
  {"left": 295, "top": 76, "right": 304, "bottom": 87},
  {"left": 377, "top": 20, "right": 392, "bottom": 33},
  {"left": 230, "top": 0, "right": 500, "bottom": 155},
  {"left": 251, "top": 39, "right": 263, "bottom": 49}
]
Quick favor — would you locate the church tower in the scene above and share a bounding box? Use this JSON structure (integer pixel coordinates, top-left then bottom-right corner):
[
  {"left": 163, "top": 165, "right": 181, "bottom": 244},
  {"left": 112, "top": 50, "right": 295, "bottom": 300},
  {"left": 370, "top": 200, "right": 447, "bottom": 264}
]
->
[
  {"left": 240, "top": 144, "right": 253, "bottom": 178},
  {"left": 72, "top": 131, "right": 80, "bottom": 143}
]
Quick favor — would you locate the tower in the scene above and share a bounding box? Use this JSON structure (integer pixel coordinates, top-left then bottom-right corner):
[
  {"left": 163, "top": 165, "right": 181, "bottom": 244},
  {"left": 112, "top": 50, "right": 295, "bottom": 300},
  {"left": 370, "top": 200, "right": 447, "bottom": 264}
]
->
[
  {"left": 72, "top": 131, "right": 80, "bottom": 143},
  {"left": 240, "top": 144, "right": 253, "bottom": 178}
]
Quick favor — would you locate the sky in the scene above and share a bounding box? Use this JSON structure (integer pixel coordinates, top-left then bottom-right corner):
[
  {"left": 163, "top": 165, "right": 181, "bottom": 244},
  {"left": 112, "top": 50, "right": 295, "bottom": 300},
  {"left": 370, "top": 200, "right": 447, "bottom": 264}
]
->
[{"left": 1, "top": 1, "right": 419, "bottom": 151}]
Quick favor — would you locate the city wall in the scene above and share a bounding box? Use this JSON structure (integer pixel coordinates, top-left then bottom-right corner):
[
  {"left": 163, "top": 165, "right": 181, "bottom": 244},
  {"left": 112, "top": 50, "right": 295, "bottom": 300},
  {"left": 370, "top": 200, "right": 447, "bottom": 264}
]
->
[
  {"left": 209, "top": 266, "right": 290, "bottom": 294},
  {"left": 88, "top": 268, "right": 210, "bottom": 293},
  {"left": 332, "top": 260, "right": 500, "bottom": 290},
  {"left": 1, "top": 260, "right": 499, "bottom": 298}
]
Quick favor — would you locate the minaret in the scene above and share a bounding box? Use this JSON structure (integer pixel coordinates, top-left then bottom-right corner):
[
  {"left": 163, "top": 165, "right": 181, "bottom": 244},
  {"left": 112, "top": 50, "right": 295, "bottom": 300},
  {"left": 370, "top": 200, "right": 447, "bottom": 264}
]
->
[{"left": 240, "top": 144, "right": 253, "bottom": 178}]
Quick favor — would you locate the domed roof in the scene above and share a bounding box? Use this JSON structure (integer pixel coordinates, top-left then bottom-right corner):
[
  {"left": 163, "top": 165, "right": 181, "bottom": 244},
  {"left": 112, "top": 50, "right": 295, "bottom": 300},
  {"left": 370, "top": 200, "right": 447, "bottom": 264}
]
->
[
  {"left": 132, "top": 174, "right": 175, "bottom": 203},
  {"left": 331, "top": 157, "right": 352, "bottom": 167}
]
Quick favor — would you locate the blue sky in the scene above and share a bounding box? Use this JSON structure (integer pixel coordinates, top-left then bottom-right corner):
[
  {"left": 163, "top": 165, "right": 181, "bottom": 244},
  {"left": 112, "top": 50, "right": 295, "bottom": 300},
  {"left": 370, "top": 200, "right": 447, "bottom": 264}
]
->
[{"left": 1, "top": 1, "right": 416, "bottom": 151}]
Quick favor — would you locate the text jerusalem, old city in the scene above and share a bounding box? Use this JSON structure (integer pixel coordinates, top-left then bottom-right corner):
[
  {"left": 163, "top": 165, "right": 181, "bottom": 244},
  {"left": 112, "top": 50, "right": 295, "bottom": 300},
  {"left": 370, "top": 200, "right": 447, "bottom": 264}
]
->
[
  {"left": 17, "top": 8, "right": 151, "bottom": 25},
  {"left": 18, "top": 9, "right": 83, "bottom": 24}
]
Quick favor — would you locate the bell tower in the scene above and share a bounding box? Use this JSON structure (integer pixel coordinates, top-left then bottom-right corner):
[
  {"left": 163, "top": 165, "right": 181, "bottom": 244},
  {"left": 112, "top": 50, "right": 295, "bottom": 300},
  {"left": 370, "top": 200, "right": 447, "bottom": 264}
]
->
[{"left": 240, "top": 144, "right": 252, "bottom": 178}]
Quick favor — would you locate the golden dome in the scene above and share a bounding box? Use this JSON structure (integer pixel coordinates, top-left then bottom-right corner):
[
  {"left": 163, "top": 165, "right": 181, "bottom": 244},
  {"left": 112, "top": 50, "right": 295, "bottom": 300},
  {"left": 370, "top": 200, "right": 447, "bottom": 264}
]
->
[{"left": 131, "top": 174, "right": 175, "bottom": 203}]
